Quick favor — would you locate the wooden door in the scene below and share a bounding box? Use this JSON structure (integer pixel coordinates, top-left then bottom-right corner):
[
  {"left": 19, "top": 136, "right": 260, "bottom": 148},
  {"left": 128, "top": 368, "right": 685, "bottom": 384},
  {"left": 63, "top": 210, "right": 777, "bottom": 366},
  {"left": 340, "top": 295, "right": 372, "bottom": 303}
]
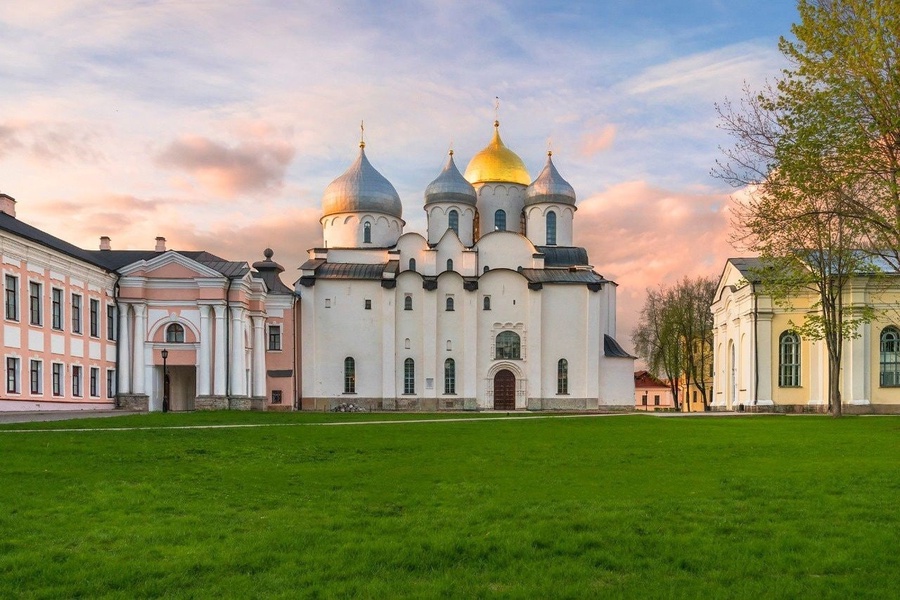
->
[{"left": 493, "top": 369, "right": 516, "bottom": 410}]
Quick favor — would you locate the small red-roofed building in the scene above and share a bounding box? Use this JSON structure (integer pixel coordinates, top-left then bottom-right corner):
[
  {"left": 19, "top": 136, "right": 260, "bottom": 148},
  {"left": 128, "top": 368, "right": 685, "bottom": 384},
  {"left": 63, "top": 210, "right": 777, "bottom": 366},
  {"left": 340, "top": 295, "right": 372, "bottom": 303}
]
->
[{"left": 634, "top": 370, "right": 675, "bottom": 411}]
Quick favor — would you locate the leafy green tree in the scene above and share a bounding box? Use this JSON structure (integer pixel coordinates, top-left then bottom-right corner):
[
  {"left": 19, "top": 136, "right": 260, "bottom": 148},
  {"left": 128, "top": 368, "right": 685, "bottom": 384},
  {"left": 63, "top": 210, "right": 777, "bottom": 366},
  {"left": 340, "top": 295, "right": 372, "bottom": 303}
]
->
[
  {"left": 714, "top": 0, "right": 892, "bottom": 415},
  {"left": 633, "top": 277, "right": 717, "bottom": 411}
]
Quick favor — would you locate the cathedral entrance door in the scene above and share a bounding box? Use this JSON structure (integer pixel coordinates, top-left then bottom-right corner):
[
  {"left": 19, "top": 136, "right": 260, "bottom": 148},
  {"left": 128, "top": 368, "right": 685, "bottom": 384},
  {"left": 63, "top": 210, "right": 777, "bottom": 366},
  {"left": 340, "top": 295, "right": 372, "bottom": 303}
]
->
[{"left": 493, "top": 369, "right": 516, "bottom": 410}]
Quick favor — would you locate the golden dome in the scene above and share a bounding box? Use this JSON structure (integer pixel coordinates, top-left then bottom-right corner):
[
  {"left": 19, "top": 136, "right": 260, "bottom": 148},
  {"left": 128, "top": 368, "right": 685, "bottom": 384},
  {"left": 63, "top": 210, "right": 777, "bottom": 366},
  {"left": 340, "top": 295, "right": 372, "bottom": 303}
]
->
[{"left": 464, "top": 121, "right": 531, "bottom": 186}]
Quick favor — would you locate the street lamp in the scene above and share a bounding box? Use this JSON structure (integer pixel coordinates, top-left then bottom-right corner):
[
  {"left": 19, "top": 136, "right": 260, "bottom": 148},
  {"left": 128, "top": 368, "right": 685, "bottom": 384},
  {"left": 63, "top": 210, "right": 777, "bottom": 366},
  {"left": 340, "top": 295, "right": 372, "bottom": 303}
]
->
[{"left": 161, "top": 349, "right": 169, "bottom": 413}]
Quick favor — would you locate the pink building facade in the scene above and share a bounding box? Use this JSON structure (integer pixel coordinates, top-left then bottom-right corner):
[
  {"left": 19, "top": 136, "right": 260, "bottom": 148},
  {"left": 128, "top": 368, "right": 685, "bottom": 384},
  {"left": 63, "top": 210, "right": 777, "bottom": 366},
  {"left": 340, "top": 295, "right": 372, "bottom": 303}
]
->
[
  {"left": 634, "top": 370, "right": 676, "bottom": 411},
  {"left": 0, "top": 194, "right": 297, "bottom": 412}
]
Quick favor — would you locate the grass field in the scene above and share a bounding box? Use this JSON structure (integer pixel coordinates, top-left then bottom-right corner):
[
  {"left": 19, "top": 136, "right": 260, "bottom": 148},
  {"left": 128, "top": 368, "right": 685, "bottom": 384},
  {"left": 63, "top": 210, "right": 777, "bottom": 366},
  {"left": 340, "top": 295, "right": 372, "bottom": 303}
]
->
[{"left": 0, "top": 413, "right": 897, "bottom": 599}]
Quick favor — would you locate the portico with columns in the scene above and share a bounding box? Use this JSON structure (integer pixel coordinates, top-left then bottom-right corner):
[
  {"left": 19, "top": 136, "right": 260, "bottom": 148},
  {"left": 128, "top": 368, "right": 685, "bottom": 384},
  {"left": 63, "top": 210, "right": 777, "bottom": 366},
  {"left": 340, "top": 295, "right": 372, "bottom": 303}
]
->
[{"left": 112, "top": 248, "right": 296, "bottom": 412}]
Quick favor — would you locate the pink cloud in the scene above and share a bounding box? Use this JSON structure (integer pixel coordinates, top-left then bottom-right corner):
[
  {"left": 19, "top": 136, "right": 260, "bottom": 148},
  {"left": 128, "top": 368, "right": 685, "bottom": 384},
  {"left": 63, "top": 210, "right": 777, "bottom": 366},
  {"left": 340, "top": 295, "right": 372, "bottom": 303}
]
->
[
  {"left": 0, "top": 120, "right": 102, "bottom": 163},
  {"left": 579, "top": 124, "right": 616, "bottom": 157},
  {"left": 156, "top": 134, "right": 295, "bottom": 197},
  {"left": 575, "top": 181, "right": 735, "bottom": 350}
]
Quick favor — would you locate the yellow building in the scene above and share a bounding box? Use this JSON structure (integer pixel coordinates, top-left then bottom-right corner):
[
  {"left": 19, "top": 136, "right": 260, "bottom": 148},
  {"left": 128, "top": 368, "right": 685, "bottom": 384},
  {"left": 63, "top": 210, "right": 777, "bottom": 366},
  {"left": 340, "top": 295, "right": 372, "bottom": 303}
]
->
[{"left": 711, "top": 258, "right": 900, "bottom": 414}]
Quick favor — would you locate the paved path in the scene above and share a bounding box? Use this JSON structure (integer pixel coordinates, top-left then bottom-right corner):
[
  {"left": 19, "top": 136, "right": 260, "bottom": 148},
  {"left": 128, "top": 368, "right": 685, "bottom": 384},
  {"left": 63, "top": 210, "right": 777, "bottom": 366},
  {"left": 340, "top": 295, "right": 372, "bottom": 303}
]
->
[
  {"left": 0, "top": 410, "right": 139, "bottom": 424},
  {"left": 0, "top": 409, "right": 762, "bottom": 433}
]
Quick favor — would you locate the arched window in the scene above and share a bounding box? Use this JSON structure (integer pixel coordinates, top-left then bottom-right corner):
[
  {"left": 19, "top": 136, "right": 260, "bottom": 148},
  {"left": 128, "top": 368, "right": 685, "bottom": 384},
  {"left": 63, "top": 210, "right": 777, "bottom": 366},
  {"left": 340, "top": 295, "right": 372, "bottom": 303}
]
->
[
  {"left": 404, "top": 295, "right": 413, "bottom": 311},
  {"left": 165, "top": 323, "right": 185, "bottom": 343},
  {"left": 404, "top": 358, "right": 415, "bottom": 394},
  {"left": 446, "top": 297, "right": 454, "bottom": 311},
  {"left": 495, "top": 331, "right": 521, "bottom": 360},
  {"left": 446, "top": 259, "right": 453, "bottom": 272},
  {"left": 779, "top": 331, "right": 800, "bottom": 387},
  {"left": 546, "top": 211, "right": 557, "bottom": 246},
  {"left": 408, "top": 258, "right": 416, "bottom": 272},
  {"left": 448, "top": 210, "right": 459, "bottom": 234},
  {"left": 483, "top": 296, "right": 491, "bottom": 311},
  {"left": 363, "top": 221, "right": 372, "bottom": 244},
  {"left": 494, "top": 209, "right": 506, "bottom": 231},
  {"left": 344, "top": 357, "right": 355, "bottom": 393},
  {"left": 880, "top": 326, "right": 900, "bottom": 386},
  {"left": 557, "top": 358, "right": 568, "bottom": 394},
  {"left": 444, "top": 358, "right": 456, "bottom": 395}
]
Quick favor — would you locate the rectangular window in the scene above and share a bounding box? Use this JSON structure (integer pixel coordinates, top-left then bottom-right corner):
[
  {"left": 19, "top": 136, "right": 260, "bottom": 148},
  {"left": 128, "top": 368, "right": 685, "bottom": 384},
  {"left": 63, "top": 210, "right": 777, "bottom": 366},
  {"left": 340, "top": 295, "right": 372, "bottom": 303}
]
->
[
  {"left": 5, "top": 275, "right": 18, "bottom": 321},
  {"left": 654, "top": 395, "right": 660, "bottom": 406},
  {"left": 52, "top": 363, "right": 63, "bottom": 396},
  {"left": 52, "top": 288, "right": 63, "bottom": 330},
  {"left": 106, "top": 369, "right": 116, "bottom": 398},
  {"left": 6, "top": 357, "right": 19, "bottom": 393},
  {"left": 107, "top": 305, "right": 116, "bottom": 340},
  {"left": 271, "top": 390, "right": 283, "bottom": 404},
  {"left": 71, "top": 294, "right": 82, "bottom": 334},
  {"left": 90, "top": 367, "right": 99, "bottom": 397},
  {"left": 89, "top": 299, "right": 100, "bottom": 337},
  {"left": 30, "top": 360, "right": 41, "bottom": 394},
  {"left": 364, "top": 299, "right": 372, "bottom": 310},
  {"left": 72, "top": 365, "right": 82, "bottom": 397},
  {"left": 29, "top": 281, "right": 42, "bottom": 326},
  {"left": 267, "top": 325, "right": 282, "bottom": 351},
  {"left": 641, "top": 394, "right": 648, "bottom": 406}
]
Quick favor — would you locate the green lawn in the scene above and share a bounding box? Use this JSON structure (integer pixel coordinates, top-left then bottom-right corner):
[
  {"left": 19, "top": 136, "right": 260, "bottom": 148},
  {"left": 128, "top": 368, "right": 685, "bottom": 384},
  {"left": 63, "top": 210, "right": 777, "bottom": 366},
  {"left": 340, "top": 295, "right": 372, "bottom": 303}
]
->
[{"left": 0, "top": 413, "right": 897, "bottom": 599}]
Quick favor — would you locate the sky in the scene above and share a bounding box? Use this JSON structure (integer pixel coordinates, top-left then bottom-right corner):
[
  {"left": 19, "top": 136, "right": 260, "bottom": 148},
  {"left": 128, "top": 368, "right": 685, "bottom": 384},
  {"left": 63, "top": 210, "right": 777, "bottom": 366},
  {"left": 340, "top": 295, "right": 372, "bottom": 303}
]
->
[{"left": 0, "top": 0, "right": 800, "bottom": 353}]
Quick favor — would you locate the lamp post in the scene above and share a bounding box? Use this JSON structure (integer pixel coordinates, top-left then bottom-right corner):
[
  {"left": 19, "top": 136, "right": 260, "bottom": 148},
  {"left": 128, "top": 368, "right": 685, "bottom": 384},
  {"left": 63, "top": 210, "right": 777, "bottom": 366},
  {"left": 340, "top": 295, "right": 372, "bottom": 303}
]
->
[{"left": 161, "top": 349, "right": 169, "bottom": 413}]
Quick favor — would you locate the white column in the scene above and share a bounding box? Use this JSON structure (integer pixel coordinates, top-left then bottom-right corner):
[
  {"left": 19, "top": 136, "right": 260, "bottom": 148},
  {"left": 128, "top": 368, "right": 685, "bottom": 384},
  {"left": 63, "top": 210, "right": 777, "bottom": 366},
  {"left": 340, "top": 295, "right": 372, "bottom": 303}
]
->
[
  {"left": 133, "top": 303, "right": 146, "bottom": 395},
  {"left": 198, "top": 305, "right": 211, "bottom": 396},
  {"left": 117, "top": 304, "right": 131, "bottom": 394},
  {"left": 213, "top": 304, "right": 227, "bottom": 396},
  {"left": 252, "top": 316, "right": 266, "bottom": 398},
  {"left": 756, "top": 313, "right": 774, "bottom": 406},
  {"left": 230, "top": 306, "right": 246, "bottom": 396}
]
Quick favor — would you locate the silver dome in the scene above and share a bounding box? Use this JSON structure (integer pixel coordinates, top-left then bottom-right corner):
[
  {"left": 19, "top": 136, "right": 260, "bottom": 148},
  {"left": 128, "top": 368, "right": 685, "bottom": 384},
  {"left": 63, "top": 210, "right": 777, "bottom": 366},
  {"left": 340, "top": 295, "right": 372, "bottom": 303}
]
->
[
  {"left": 524, "top": 153, "right": 576, "bottom": 206},
  {"left": 322, "top": 144, "right": 403, "bottom": 218},
  {"left": 425, "top": 151, "right": 477, "bottom": 206}
]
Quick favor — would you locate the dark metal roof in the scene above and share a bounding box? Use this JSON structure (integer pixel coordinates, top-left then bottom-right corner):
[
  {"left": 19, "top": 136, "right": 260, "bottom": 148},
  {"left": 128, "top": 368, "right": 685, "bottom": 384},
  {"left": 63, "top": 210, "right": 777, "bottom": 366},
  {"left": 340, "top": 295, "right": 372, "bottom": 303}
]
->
[
  {"left": 727, "top": 257, "right": 765, "bottom": 281},
  {"left": 0, "top": 213, "right": 249, "bottom": 278},
  {"left": 604, "top": 334, "right": 636, "bottom": 359},
  {"left": 535, "top": 246, "right": 590, "bottom": 267},
  {"left": 314, "top": 263, "right": 388, "bottom": 280},
  {"left": 519, "top": 268, "right": 606, "bottom": 285},
  {"left": 299, "top": 258, "right": 326, "bottom": 271},
  {"left": 0, "top": 213, "right": 111, "bottom": 270}
]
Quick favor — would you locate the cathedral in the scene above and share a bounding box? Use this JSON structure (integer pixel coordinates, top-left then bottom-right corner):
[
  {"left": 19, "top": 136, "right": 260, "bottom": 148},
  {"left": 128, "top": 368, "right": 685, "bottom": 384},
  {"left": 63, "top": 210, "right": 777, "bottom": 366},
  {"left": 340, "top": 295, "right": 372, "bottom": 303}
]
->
[
  {"left": 298, "top": 121, "right": 634, "bottom": 410},
  {"left": 0, "top": 120, "right": 634, "bottom": 412}
]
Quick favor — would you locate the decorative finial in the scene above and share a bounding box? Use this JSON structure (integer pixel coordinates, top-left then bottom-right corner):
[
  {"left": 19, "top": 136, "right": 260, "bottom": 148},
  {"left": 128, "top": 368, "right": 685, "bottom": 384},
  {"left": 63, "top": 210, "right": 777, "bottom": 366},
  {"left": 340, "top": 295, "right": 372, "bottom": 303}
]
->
[
  {"left": 547, "top": 138, "right": 553, "bottom": 157},
  {"left": 264, "top": 248, "right": 274, "bottom": 260},
  {"left": 360, "top": 120, "right": 365, "bottom": 149}
]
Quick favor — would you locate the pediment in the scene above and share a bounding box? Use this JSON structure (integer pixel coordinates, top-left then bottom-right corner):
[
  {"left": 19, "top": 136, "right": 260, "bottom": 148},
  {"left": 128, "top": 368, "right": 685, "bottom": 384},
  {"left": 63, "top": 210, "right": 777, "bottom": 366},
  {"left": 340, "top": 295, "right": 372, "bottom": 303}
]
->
[{"left": 118, "top": 251, "right": 224, "bottom": 279}]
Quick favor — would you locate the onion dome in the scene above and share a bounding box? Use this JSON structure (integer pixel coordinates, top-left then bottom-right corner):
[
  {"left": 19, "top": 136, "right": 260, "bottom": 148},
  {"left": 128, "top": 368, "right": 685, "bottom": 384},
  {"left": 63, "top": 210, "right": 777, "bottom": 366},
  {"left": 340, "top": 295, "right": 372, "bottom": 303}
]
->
[
  {"left": 524, "top": 152, "right": 576, "bottom": 206},
  {"left": 322, "top": 142, "right": 403, "bottom": 218},
  {"left": 425, "top": 150, "right": 477, "bottom": 206},
  {"left": 464, "top": 121, "right": 531, "bottom": 186}
]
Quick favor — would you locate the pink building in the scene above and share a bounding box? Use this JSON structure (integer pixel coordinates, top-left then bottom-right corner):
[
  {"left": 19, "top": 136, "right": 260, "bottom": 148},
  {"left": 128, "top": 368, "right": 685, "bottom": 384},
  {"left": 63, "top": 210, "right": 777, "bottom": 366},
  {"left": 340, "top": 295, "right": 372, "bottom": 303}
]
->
[
  {"left": 0, "top": 194, "right": 297, "bottom": 412},
  {"left": 634, "top": 370, "right": 675, "bottom": 411}
]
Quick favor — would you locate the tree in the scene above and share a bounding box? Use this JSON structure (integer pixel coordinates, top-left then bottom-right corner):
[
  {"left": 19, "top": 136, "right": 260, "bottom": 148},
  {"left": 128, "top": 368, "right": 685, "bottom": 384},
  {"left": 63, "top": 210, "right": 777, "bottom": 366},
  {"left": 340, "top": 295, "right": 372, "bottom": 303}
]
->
[
  {"left": 633, "top": 287, "right": 683, "bottom": 409},
  {"left": 713, "top": 0, "right": 893, "bottom": 416},
  {"left": 780, "top": 0, "right": 900, "bottom": 267},
  {"left": 632, "top": 277, "right": 717, "bottom": 411}
]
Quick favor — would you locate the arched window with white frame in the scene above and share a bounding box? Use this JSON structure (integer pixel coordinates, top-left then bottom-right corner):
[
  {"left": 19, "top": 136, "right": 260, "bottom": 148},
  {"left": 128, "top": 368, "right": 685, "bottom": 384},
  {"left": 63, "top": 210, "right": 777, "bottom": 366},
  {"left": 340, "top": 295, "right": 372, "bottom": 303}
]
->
[
  {"left": 880, "top": 326, "right": 900, "bottom": 386},
  {"left": 778, "top": 331, "right": 800, "bottom": 387}
]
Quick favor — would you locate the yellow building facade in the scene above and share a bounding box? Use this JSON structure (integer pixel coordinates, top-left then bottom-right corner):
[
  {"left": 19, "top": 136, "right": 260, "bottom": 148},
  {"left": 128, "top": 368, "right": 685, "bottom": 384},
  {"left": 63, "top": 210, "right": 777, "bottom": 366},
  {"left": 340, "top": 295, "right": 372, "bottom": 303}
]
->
[{"left": 711, "top": 258, "right": 900, "bottom": 414}]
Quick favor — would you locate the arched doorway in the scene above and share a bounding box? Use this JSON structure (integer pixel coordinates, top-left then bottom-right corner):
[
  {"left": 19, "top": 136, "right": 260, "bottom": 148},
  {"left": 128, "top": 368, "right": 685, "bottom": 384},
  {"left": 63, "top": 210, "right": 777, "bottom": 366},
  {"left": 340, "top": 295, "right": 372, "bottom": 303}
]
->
[{"left": 493, "top": 369, "right": 516, "bottom": 410}]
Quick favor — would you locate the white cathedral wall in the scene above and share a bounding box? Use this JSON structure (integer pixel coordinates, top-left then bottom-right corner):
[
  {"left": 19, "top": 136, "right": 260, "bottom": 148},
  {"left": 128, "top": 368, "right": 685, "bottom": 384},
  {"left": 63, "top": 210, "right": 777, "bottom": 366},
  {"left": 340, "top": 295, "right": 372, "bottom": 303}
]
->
[
  {"left": 524, "top": 205, "right": 575, "bottom": 247},
  {"left": 426, "top": 204, "right": 476, "bottom": 246},
  {"left": 321, "top": 212, "right": 403, "bottom": 248},
  {"left": 475, "top": 183, "right": 526, "bottom": 236},
  {"left": 300, "top": 279, "right": 387, "bottom": 403}
]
